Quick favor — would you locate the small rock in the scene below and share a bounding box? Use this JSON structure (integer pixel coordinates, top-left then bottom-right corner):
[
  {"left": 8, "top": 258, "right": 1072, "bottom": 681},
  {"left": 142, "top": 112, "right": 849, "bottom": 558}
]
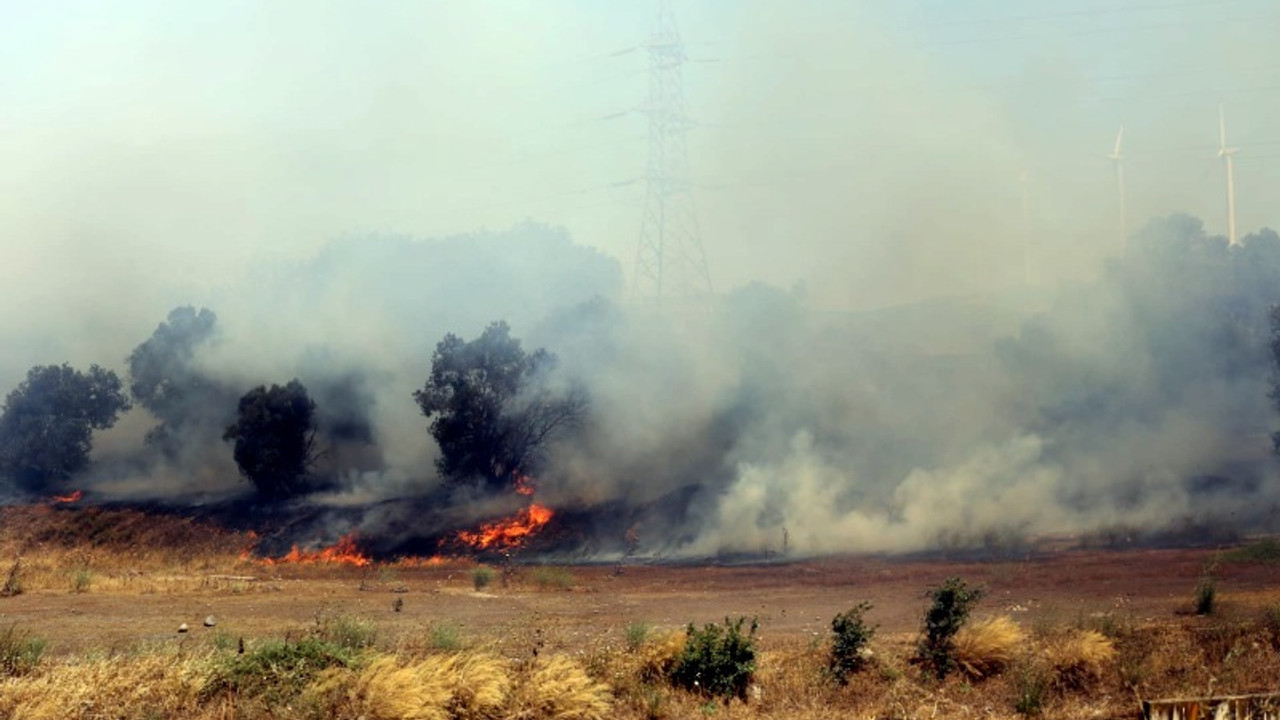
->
[
  {"left": 177, "top": 623, "right": 189, "bottom": 633},
  {"left": 204, "top": 616, "right": 216, "bottom": 627}
]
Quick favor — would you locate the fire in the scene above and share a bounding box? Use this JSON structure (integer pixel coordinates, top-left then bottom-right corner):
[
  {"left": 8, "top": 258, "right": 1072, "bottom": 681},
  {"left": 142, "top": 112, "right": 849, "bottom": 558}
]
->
[
  {"left": 514, "top": 472, "right": 536, "bottom": 496},
  {"left": 456, "top": 503, "right": 554, "bottom": 550},
  {"left": 50, "top": 490, "right": 83, "bottom": 504},
  {"left": 256, "top": 532, "right": 372, "bottom": 567}
]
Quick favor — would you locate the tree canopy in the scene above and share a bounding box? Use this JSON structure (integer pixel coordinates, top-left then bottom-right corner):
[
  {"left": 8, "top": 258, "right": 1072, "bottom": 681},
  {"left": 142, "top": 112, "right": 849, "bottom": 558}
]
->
[
  {"left": 0, "top": 364, "right": 131, "bottom": 492},
  {"left": 222, "top": 380, "right": 318, "bottom": 501},
  {"left": 413, "top": 321, "right": 586, "bottom": 492},
  {"left": 127, "top": 306, "right": 233, "bottom": 453}
]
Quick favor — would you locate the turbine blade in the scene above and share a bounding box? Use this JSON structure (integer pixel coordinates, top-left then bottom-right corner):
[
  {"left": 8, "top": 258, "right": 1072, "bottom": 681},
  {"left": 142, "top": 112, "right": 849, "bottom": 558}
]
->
[{"left": 1113, "top": 125, "right": 1124, "bottom": 158}]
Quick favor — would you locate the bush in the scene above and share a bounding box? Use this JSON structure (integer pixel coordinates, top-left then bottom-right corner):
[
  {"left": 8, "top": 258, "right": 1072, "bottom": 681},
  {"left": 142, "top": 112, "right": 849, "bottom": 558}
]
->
[
  {"left": 0, "top": 625, "right": 45, "bottom": 677},
  {"left": 952, "top": 616, "right": 1025, "bottom": 680},
  {"left": 668, "top": 616, "right": 758, "bottom": 702},
  {"left": 828, "top": 601, "right": 875, "bottom": 684},
  {"left": 917, "top": 577, "right": 984, "bottom": 679},
  {"left": 473, "top": 566, "right": 495, "bottom": 591},
  {"left": 1220, "top": 537, "right": 1280, "bottom": 563},
  {"left": 202, "top": 636, "right": 356, "bottom": 705}
]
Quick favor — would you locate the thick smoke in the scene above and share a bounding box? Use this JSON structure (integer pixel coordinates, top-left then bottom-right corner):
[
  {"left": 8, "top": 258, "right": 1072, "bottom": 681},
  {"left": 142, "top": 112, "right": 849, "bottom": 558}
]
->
[{"left": 3, "top": 215, "right": 1279, "bottom": 557}]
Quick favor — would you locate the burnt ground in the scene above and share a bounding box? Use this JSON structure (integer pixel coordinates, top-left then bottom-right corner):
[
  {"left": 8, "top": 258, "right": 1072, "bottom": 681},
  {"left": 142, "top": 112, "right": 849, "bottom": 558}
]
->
[{"left": 3, "top": 544, "right": 1279, "bottom": 658}]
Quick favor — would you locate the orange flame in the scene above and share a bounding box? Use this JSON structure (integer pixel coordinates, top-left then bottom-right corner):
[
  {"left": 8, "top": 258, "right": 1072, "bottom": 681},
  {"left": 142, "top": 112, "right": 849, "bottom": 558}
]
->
[
  {"left": 456, "top": 503, "right": 554, "bottom": 550},
  {"left": 257, "top": 532, "right": 372, "bottom": 567},
  {"left": 50, "top": 490, "right": 83, "bottom": 504}
]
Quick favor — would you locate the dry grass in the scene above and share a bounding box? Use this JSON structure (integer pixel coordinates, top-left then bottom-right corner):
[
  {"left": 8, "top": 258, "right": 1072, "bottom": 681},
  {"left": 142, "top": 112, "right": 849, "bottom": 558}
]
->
[
  {"left": 311, "top": 656, "right": 452, "bottom": 720},
  {"left": 952, "top": 615, "right": 1027, "bottom": 680},
  {"left": 1044, "top": 629, "right": 1116, "bottom": 692},
  {"left": 0, "top": 651, "right": 206, "bottom": 720},
  {"left": 513, "top": 654, "right": 612, "bottom": 720}
]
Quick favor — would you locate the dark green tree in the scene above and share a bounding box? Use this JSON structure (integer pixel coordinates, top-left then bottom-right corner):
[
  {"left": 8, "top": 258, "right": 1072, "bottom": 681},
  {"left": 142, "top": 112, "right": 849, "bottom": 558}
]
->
[
  {"left": 413, "top": 321, "right": 586, "bottom": 492},
  {"left": 0, "top": 364, "right": 131, "bottom": 492},
  {"left": 222, "top": 380, "right": 317, "bottom": 501}
]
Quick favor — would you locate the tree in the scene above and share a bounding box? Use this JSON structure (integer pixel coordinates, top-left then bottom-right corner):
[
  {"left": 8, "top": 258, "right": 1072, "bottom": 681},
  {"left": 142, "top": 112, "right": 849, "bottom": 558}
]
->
[
  {"left": 127, "top": 306, "right": 234, "bottom": 454},
  {"left": 413, "top": 321, "right": 586, "bottom": 491},
  {"left": 222, "top": 380, "right": 317, "bottom": 501},
  {"left": 0, "top": 364, "right": 131, "bottom": 492}
]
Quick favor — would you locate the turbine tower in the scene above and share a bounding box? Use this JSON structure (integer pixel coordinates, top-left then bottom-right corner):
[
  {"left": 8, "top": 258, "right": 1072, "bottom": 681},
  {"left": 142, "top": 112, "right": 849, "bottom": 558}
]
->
[
  {"left": 1218, "top": 105, "right": 1239, "bottom": 246},
  {"left": 1109, "top": 125, "right": 1128, "bottom": 253},
  {"left": 632, "top": 0, "right": 712, "bottom": 305}
]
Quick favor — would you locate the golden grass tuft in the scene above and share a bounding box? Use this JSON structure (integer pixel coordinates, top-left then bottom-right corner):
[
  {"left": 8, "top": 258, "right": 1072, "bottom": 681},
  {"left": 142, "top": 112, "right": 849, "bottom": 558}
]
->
[
  {"left": 514, "top": 654, "right": 612, "bottom": 720},
  {"left": 635, "top": 628, "right": 686, "bottom": 681},
  {"left": 1045, "top": 629, "right": 1116, "bottom": 692},
  {"left": 312, "top": 656, "right": 452, "bottom": 720},
  {"left": 434, "top": 652, "right": 512, "bottom": 719},
  {"left": 0, "top": 651, "right": 204, "bottom": 720},
  {"left": 952, "top": 616, "right": 1026, "bottom": 680}
]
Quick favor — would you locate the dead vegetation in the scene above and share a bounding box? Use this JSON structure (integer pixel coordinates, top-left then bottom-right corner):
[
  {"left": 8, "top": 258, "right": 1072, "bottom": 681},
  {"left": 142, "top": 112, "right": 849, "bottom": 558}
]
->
[{"left": 2, "top": 507, "right": 1280, "bottom": 718}]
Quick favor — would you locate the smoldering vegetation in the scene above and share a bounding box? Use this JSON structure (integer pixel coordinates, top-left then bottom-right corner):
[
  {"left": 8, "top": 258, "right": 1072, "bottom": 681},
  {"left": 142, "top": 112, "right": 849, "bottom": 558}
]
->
[{"left": 3, "top": 216, "right": 1280, "bottom": 559}]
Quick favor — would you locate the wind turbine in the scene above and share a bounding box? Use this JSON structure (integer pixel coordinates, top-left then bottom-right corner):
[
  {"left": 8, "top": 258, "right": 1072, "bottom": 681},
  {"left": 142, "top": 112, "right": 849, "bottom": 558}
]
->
[
  {"left": 1218, "top": 105, "right": 1239, "bottom": 246},
  {"left": 1108, "top": 125, "right": 1127, "bottom": 252}
]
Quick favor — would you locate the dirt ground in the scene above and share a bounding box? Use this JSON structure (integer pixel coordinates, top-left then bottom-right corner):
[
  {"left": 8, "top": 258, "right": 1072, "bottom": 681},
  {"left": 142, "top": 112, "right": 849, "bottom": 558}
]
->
[{"left": 4, "top": 544, "right": 1278, "bottom": 658}]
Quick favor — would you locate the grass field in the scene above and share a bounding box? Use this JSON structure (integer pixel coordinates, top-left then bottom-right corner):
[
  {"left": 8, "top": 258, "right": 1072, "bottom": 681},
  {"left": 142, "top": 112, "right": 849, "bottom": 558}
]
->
[{"left": 2, "top": 505, "right": 1280, "bottom": 719}]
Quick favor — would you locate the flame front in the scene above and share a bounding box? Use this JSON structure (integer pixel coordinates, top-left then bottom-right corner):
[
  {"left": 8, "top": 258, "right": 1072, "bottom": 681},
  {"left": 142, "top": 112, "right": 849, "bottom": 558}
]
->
[
  {"left": 456, "top": 503, "right": 554, "bottom": 550},
  {"left": 50, "top": 490, "right": 83, "bottom": 504},
  {"left": 257, "top": 532, "right": 372, "bottom": 567}
]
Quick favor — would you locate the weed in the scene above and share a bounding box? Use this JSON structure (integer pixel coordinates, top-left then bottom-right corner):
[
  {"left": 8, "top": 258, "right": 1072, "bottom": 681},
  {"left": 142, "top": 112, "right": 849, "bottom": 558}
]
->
[
  {"left": 0, "top": 559, "right": 21, "bottom": 597},
  {"left": 531, "top": 566, "right": 575, "bottom": 590},
  {"left": 917, "top": 576, "right": 984, "bottom": 680},
  {"left": 429, "top": 622, "right": 464, "bottom": 652},
  {"left": 318, "top": 613, "right": 378, "bottom": 650},
  {"left": 626, "top": 620, "right": 654, "bottom": 650},
  {"left": 473, "top": 565, "right": 495, "bottom": 591},
  {"left": 1045, "top": 629, "right": 1116, "bottom": 692},
  {"left": 1194, "top": 573, "right": 1217, "bottom": 616},
  {"left": 669, "top": 616, "right": 758, "bottom": 702},
  {"left": 0, "top": 625, "right": 45, "bottom": 677},
  {"left": 70, "top": 568, "right": 92, "bottom": 593},
  {"left": 1012, "top": 662, "right": 1049, "bottom": 716},
  {"left": 828, "top": 601, "right": 876, "bottom": 684}
]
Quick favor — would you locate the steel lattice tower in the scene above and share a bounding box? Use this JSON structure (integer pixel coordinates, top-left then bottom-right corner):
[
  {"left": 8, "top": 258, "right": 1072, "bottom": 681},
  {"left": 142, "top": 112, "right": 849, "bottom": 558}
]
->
[{"left": 632, "top": 0, "right": 712, "bottom": 305}]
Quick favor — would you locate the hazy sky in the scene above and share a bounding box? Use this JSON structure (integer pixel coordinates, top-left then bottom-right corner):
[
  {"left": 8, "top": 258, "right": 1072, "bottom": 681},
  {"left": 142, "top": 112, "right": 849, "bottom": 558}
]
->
[{"left": 2, "top": 0, "right": 1278, "bottom": 320}]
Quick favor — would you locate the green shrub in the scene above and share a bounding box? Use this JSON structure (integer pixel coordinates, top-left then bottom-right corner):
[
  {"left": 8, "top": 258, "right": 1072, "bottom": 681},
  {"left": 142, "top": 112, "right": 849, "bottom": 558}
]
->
[
  {"left": 473, "top": 565, "right": 495, "bottom": 591},
  {"left": 669, "top": 616, "right": 758, "bottom": 702},
  {"left": 201, "top": 636, "right": 356, "bottom": 705},
  {"left": 917, "top": 577, "right": 984, "bottom": 680},
  {"left": 828, "top": 601, "right": 876, "bottom": 684},
  {"left": 0, "top": 625, "right": 46, "bottom": 677}
]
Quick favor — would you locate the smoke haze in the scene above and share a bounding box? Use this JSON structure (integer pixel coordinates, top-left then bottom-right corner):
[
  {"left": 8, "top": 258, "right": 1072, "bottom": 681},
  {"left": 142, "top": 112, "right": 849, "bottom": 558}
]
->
[{"left": 3, "top": 1, "right": 1280, "bottom": 556}]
